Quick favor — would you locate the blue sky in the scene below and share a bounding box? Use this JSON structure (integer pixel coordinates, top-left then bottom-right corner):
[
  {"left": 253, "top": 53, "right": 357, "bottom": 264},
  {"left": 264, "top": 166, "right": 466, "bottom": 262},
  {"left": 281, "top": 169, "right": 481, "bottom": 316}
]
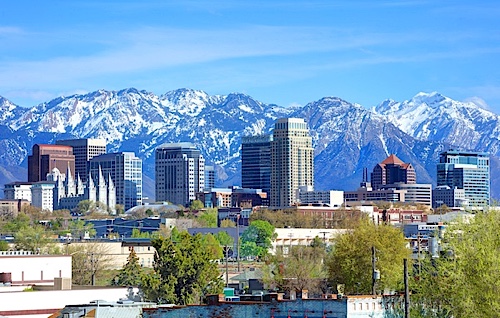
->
[{"left": 1, "top": 1, "right": 500, "bottom": 113}]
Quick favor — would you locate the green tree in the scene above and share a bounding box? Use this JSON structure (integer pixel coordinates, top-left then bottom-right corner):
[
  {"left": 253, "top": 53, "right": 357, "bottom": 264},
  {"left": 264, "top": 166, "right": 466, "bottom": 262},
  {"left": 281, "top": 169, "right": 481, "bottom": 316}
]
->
[
  {"left": 197, "top": 208, "right": 218, "bottom": 228},
  {"left": 0, "top": 240, "right": 9, "bottom": 251},
  {"left": 68, "top": 219, "right": 96, "bottom": 239},
  {"left": 189, "top": 199, "right": 204, "bottom": 211},
  {"left": 2, "top": 213, "right": 31, "bottom": 234},
  {"left": 141, "top": 232, "right": 224, "bottom": 305},
  {"left": 114, "top": 248, "right": 144, "bottom": 286},
  {"left": 240, "top": 220, "right": 276, "bottom": 258},
  {"left": 412, "top": 208, "right": 500, "bottom": 317},
  {"left": 201, "top": 233, "right": 223, "bottom": 260},
  {"left": 131, "top": 228, "right": 151, "bottom": 238},
  {"left": 14, "top": 224, "right": 53, "bottom": 253},
  {"left": 325, "top": 219, "right": 410, "bottom": 295},
  {"left": 220, "top": 218, "right": 236, "bottom": 228},
  {"left": 262, "top": 245, "right": 327, "bottom": 295}
]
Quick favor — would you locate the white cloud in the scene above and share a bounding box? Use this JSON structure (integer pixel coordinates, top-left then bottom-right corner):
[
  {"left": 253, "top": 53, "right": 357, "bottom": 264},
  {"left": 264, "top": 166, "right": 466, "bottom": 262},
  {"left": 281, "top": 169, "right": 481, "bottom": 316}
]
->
[{"left": 463, "top": 96, "right": 490, "bottom": 110}]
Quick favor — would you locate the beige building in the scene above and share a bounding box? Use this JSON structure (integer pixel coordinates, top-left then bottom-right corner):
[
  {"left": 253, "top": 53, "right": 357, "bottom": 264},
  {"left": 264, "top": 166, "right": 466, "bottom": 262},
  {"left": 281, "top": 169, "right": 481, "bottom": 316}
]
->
[
  {"left": 270, "top": 118, "right": 314, "bottom": 208},
  {"left": 67, "top": 240, "right": 156, "bottom": 269},
  {"left": 0, "top": 199, "right": 30, "bottom": 215}
]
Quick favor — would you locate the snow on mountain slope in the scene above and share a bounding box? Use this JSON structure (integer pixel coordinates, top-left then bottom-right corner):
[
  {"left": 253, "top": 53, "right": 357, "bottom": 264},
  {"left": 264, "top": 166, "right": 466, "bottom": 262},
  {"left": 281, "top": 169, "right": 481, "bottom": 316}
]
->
[
  {"left": 0, "top": 97, "right": 26, "bottom": 124},
  {"left": 374, "top": 92, "right": 500, "bottom": 156},
  {"left": 0, "top": 89, "right": 499, "bottom": 200}
]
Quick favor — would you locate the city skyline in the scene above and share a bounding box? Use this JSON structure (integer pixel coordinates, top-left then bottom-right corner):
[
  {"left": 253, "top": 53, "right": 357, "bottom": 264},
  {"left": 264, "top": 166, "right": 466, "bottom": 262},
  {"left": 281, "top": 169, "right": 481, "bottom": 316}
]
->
[{"left": 1, "top": 1, "right": 500, "bottom": 113}]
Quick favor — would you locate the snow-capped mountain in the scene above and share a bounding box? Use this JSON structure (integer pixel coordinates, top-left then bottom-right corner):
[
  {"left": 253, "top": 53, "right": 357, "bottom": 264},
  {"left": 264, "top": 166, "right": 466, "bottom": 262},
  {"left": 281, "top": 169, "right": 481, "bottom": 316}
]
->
[
  {"left": 0, "top": 89, "right": 498, "bottom": 200},
  {"left": 373, "top": 92, "right": 500, "bottom": 157}
]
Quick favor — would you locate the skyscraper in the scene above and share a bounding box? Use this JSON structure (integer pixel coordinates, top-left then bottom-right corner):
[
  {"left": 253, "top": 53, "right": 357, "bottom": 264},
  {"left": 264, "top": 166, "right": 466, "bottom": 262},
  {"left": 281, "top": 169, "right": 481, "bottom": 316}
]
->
[
  {"left": 28, "top": 144, "right": 75, "bottom": 182},
  {"left": 270, "top": 118, "right": 314, "bottom": 208},
  {"left": 155, "top": 143, "right": 205, "bottom": 206},
  {"left": 371, "top": 154, "right": 416, "bottom": 190},
  {"left": 56, "top": 138, "right": 107, "bottom": 183},
  {"left": 241, "top": 134, "right": 272, "bottom": 194},
  {"left": 89, "top": 152, "right": 142, "bottom": 211},
  {"left": 437, "top": 150, "right": 490, "bottom": 208},
  {"left": 204, "top": 165, "right": 215, "bottom": 190}
]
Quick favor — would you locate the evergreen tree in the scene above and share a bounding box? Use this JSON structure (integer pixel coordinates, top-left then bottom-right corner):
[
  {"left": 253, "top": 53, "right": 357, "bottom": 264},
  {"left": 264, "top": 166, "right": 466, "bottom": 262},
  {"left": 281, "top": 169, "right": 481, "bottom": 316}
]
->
[{"left": 114, "top": 248, "right": 144, "bottom": 286}]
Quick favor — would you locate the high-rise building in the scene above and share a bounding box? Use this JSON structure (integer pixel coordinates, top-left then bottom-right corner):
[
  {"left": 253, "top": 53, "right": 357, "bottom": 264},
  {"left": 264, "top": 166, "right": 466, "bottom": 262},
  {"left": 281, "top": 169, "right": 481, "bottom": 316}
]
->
[
  {"left": 371, "top": 154, "right": 416, "bottom": 189},
  {"left": 31, "top": 181, "right": 55, "bottom": 211},
  {"left": 270, "top": 118, "right": 314, "bottom": 208},
  {"left": 28, "top": 144, "right": 75, "bottom": 182},
  {"left": 89, "top": 152, "right": 142, "bottom": 211},
  {"left": 155, "top": 143, "right": 205, "bottom": 206},
  {"left": 241, "top": 134, "right": 272, "bottom": 194},
  {"left": 205, "top": 165, "right": 215, "bottom": 190},
  {"left": 56, "top": 138, "right": 107, "bottom": 183},
  {"left": 437, "top": 150, "right": 490, "bottom": 208}
]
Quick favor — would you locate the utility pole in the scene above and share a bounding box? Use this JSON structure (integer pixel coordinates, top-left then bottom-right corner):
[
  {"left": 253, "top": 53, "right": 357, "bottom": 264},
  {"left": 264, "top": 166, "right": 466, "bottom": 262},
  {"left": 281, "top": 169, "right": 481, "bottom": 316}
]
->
[
  {"left": 404, "top": 258, "right": 410, "bottom": 318},
  {"left": 225, "top": 245, "right": 229, "bottom": 287},
  {"left": 372, "top": 246, "right": 377, "bottom": 296},
  {"left": 236, "top": 213, "right": 241, "bottom": 272}
]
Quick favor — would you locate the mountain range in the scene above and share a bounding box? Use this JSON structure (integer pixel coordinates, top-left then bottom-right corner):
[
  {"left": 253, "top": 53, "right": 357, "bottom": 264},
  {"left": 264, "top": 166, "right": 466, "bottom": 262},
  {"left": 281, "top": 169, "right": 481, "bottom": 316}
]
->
[{"left": 0, "top": 89, "right": 499, "bottom": 201}]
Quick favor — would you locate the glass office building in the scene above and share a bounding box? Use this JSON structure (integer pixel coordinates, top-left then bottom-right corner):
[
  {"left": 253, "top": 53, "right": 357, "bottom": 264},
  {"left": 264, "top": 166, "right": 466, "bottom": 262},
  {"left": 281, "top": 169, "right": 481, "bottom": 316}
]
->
[{"left": 437, "top": 150, "right": 490, "bottom": 208}]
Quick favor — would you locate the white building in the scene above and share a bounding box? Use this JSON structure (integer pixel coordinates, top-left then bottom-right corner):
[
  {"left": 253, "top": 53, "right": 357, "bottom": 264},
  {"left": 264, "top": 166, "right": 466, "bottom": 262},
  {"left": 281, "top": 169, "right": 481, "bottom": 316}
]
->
[
  {"left": 0, "top": 251, "right": 71, "bottom": 285},
  {"left": 3, "top": 182, "right": 33, "bottom": 203},
  {"left": 270, "top": 118, "right": 314, "bottom": 208},
  {"left": 31, "top": 181, "right": 55, "bottom": 211},
  {"left": 272, "top": 228, "right": 347, "bottom": 254},
  {"left": 298, "top": 186, "right": 344, "bottom": 207}
]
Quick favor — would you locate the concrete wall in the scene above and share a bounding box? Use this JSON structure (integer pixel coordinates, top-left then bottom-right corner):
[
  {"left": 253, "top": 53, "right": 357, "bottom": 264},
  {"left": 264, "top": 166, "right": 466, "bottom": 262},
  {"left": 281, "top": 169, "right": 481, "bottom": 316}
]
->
[
  {"left": 0, "top": 254, "right": 71, "bottom": 284},
  {"left": 0, "top": 287, "right": 130, "bottom": 318}
]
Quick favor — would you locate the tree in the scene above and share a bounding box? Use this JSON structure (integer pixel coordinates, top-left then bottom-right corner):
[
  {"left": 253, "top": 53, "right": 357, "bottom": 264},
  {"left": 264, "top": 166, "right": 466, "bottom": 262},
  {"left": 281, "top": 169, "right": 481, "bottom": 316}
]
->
[
  {"left": 240, "top": 220, "right": 276, "bottom": 258},
  {"left": 0, "top": 240, "right": 9, "bottom": 251},
  {"left": 69, "top": 242, "right": 113, "bottom": 285},
  {"left": 411, "top": 208, "right": 500, "bottom": 317},
  {"left": 197, "top": 208, "right": 218, "bottom": 228},
  {"left": 201, "top": 233, "right": 223, "bottom": 260},
  {"left": 220, "top": 218, "right": 236, "bottom": 228},
  {"left": 189, "top": 199, "right": 204, "bottom": 211},
  {"left": 262, "top": 245, "right": 327, "bottom": 295},
  {"left": 114, "top": 248, "right": 145, "bottom": 286},
  {"left": 68, "top": 219, "right": 96, "bottom": 239},
  {"left": 141, "top": 232, "right": 224, "bottom": 305},
  {"left": 14, "top": 224, "right": 53, "bottom": 253},
  {"left": 325, "top": 219, "right": 410, "bottom": 295}
]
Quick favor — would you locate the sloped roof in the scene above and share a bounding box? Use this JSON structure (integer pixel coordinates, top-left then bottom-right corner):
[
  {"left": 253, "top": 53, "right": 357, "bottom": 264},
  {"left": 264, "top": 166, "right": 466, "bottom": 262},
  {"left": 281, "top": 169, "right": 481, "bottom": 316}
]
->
[{"left": 380, "top": 154, "right": 405, "bottom": 165}]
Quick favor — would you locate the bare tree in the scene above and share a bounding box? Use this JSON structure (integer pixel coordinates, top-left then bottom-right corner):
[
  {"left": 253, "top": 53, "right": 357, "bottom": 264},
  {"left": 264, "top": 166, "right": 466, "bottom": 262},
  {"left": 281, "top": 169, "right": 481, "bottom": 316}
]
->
[{"left": 69, "top": 242, "right": 113, "bottom": 286}]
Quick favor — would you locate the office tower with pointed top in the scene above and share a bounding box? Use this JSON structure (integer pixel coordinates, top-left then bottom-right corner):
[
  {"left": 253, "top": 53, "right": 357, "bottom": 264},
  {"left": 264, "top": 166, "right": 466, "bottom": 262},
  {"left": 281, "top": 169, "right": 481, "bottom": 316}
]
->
[{"left": 270, "top": 118, "right": 314, "bottom": 208}]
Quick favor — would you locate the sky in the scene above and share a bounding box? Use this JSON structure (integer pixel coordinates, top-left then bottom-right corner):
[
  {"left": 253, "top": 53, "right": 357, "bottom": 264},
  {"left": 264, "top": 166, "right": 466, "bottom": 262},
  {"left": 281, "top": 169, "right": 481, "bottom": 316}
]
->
[{"left": 1, "top": 1, "right": 500, "bottom": 114}]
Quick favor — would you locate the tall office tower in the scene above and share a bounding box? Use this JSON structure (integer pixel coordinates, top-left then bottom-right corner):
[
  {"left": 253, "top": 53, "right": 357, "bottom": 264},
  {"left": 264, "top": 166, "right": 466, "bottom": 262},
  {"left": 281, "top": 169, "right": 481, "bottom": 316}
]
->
[
  {"left": 56, "top": 138, "right": 107, "bottom": 183},
  {"left": 241, "top": 134, "right": 272, "bottom": 194},
  {"left": 270, "top": 118, "right": 314, "bottom": 208},
  {"left": 437, "top": 150, "right": 490, "bottom": 208},
  {"left": 371, "top": 154, "right": 416, "bottom": 190},
  {"left": 89, "top": 152, "right": 142, "bottom": 211},
  {"left": 155, "top": 143, "right": 205, "bottom": 206},
  {"left": 28, "top": 144, "right": 75, "bottom": 182},
  {"left": 205, "top": 165, "right": 215, "bottom": 190}
]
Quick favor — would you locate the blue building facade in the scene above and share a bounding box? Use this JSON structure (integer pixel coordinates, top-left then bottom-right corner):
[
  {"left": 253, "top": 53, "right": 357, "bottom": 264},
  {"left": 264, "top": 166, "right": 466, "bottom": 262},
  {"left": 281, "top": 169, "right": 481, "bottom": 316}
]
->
[{"left": 437, "top": 150, "right": 490, "bottom": 208}]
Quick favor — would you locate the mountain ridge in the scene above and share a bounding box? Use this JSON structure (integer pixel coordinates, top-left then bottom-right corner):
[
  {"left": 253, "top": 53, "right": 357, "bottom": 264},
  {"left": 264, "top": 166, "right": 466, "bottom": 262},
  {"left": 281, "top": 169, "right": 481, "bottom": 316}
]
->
[{"left": 0, "top": 89, "right": 498, "bottom": 201}]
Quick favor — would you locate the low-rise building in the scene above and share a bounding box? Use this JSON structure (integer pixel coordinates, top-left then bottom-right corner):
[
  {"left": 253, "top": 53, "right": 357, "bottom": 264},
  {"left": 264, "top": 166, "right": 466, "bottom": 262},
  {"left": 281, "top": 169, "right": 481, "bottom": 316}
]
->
[
  {"left": 0, "top": 199, "right": 30, "bottom": 215},
  {"left": 3, "top": 181, "right": 33, "bottom": 203},
  {"left": 0, "top": 251, "right": 71, "bottom": 285}
]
